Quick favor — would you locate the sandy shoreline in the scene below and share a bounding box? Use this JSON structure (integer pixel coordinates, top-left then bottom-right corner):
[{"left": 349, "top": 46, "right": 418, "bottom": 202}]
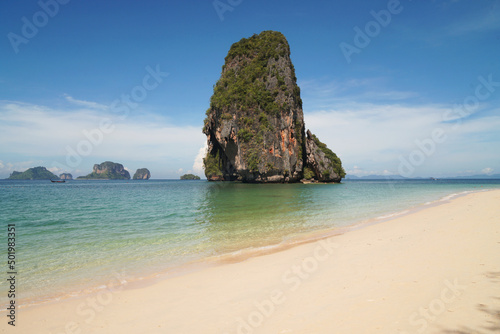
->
[{"left": 4, "top": 189, "right": 500, "bottom": 333}]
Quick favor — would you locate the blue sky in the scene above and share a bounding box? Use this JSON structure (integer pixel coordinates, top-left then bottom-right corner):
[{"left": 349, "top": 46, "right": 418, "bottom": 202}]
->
[{"left": 1, "top": 0, "right": 499, "bottom": 179}]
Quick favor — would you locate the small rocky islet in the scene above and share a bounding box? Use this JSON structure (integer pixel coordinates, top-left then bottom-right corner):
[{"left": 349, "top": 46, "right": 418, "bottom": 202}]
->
[
  {"left": 180, "top": 174, "right": 201, "bottom": 180},
  {"left": 77, "top": 162, "right": 151, "bottom": 180},
  {"left": 77, "top": 161, "right": 131, "bottom": 180},
  {"left": 6, "top": 162, "right": 151, "bottom": 181},
  {"left": 133, "top": 168, "right": 151, "bottom": 180},
  {"left": 59, "top": 173, "right": 73, "bottom": 180}
]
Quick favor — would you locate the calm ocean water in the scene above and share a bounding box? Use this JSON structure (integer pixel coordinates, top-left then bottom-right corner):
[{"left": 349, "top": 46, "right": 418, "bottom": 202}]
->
[{"left": 1, "top": 179, "right": 499, "bottom": 307}]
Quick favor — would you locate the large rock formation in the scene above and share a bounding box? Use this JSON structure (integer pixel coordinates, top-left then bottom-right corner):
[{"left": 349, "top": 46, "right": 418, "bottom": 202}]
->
[
  {"left": 59, "top": 173, "right": 73, "bottom": 180},
  {"left": 6, "top": 167, "right": 59, "bottom": 180},
  {"left": 133, "top": 168, "right": 151, "bottom": 180},
  {"left": 77, "top": 161, "right": 130, "bottom": 180},
  {"left": 203, "top": 31, "right": 345, "bottom": 183}
]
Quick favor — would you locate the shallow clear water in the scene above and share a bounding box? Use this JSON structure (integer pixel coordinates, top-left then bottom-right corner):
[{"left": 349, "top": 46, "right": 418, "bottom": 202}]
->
[{"left": 0, "top": 179, "right": 499, "bottom": 307}]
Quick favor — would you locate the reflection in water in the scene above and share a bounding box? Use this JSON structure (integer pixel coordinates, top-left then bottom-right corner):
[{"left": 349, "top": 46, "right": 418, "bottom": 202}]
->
[{"left": 194, "top": 182, "right": 329, "bottom": 256}]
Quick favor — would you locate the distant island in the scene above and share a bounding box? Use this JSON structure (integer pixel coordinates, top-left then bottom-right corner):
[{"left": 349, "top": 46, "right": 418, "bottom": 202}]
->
[
  {"left": 180, "top": 174, "right": 201, "bottom": 180},
  {"left": 6, "top": 167, "right": 59, "bottom": 180},
  {"left": 345, "top": 174, "right": 500, "bottom": 180},
  {"left": 59, "top": 173, "right": 73, "bottom": 180},
  {"left": 444, "top": 174, "right": 500, "bottom": 180},
  {"left": 77, "top": 161, "right": 130, "bottom": 180},
  {"left": 133, "top": 168, "right": 151, "bottom": 180},
  {"left": 202, "top": 31, "right": 345, "bottom": 183}
]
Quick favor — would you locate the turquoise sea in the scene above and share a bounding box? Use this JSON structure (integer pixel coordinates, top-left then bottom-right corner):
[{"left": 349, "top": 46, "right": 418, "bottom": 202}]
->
[{"left": 1, "top": 179, "right": 499, "bottom": 308}]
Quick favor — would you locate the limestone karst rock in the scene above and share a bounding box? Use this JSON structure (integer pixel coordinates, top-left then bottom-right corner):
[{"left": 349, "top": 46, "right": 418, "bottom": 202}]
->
[
  {"left": 59, "top": 173, "right": 73, "bottom": 180},
  {"left": 78, "top": 161, "right": 131, "bottom": 180},
  {"left": 203, "top": 31, "right": 344, "bottom": 183},
  {"left": 133, "top": 168, "right": 151, "bottom": 180}
]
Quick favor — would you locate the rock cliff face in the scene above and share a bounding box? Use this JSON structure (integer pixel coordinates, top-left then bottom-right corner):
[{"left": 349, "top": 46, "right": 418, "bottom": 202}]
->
[
  {"left": 78, "top": 161, "right": 130, "bottom": 180},
  {"left": 133, "top": 168, "right": 151, "bottom": 180},
  {"left": 305, "top": 130, "right": 343, "bottom": 182},
  {"left": 59, "top": 173, "right": 73, "bottom": 180},
  {"left": 203, "top": 31, "right": 344, "bottom": 183}
]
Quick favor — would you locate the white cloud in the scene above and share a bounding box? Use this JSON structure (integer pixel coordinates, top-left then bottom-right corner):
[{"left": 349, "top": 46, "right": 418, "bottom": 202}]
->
[
  {"left": 445, "top": 6, "right": 500, "bottom": 35},
  {"left": 481, "top": 167, "right": 494, "bottom": 175},
  {"left": 192, "top": 142, "right": 207, "bottom": 177},
  {"left": 346, "top": 166, "right": 396, "bottom": 177},
  {"left": 0, "top": 160, "right": 43, "bottom": 175},
  {"left": 299, "top": 77, "right": 419, "bottom": 110},
  {"left": 0, "top": 100, "right": 206, "bottom": 177},
  {"left": 304, "top": 102, "right": 500, "bottom": 177},
  {"left": 305, "top": 103, "right": 445, "bottom": 160},
  {"left": 64, "top": 94, "right": 108, "bottom": 111},
  {"left": 298, "top": 76, "right": 500, "bottom": 177},
  {"left": 48, "top": 166, "right": 69, "bottom": 176}
]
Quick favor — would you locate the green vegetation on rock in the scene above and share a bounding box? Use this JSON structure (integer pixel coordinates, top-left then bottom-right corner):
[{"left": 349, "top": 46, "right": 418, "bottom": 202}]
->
[
  {"left": 215, "top": 31, "right": 291, "bottom": 117},
  {"left": 310, "top": 133, "right": 346, "bottom": 178},
  {"left": 77, "top": 161, "right": 131, "bottom": 180},
  {"left": 180, "top": 174, "right": 201, "bottom": 180},
  {"left": 203, "top": 150, "right": 223, "bottom": 179},
  {"left": 303, "top": 167, "right": 315, "bottom": 180},
  {"left": 133, "top": 168, "right": 151, "bottom": 180},
  {"left": 77, "top": 171, "right": 126, "bottom": 180},
  {"left": 206, "top": 30, "right": 301, "bottom": 119},
  {"left": 6, "top": 167, "right": 58, "bottom": 180}
]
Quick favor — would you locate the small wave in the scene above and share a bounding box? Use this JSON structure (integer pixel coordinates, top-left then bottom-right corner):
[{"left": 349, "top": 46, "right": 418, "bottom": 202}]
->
[
  {"left": 372, "top": 189, "right": 486, "bottom": 221},
  {"left": 209, "top": 243, "right": 285, "bottom": 260},
  {"left": 375, "top": 210, "right": 410, "bottom": 220},
  {"left": 436, "top": 190, "right": 475, "bottom": 203},
  {"left": 205, "top": 238, "right": 312, "bottom": 264}
]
